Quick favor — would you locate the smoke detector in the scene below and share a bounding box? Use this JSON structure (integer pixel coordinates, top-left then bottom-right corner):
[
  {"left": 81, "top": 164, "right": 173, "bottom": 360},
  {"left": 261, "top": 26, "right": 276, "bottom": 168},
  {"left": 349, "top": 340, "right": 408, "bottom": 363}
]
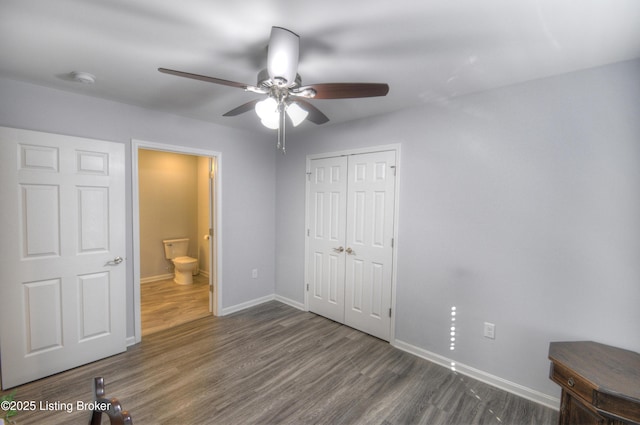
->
[{"left": 70, "top": 71, "right": 96, "bottom": 84}]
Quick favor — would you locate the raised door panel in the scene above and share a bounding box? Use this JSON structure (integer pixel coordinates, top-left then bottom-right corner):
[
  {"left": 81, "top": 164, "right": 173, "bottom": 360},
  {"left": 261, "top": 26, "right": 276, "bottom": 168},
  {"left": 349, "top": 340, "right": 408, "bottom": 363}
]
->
[
  {"left": 77, "top": 186, "right": 109, "bottom": 252},
  {"left": 23, "top": 279, "right": 63, "bottom": 354},
  {"left": 20, "top": 184, "right": 60, "bottom": 258},
  {"left": 78, "top": 272, "right": 111, "bottom": 340}
]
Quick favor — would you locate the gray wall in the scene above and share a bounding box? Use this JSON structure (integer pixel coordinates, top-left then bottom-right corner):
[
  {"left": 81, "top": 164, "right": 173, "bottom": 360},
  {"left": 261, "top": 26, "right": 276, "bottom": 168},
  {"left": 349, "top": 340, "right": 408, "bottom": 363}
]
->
[
  {"left": 274, "top": 59, "right": 640, "bottom": 398},
  {"left": 2, "top": 58, "right": 638, "bottom": 401},
  {"left": 0, "top": 77, "right": 277, "bottom": 338}
]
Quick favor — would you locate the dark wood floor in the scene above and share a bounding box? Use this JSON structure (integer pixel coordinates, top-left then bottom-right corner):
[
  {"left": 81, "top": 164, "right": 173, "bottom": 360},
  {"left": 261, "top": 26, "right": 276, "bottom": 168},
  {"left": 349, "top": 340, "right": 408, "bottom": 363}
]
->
[{"left": 2, "top": 302, "right": 558, "bottom": 424}]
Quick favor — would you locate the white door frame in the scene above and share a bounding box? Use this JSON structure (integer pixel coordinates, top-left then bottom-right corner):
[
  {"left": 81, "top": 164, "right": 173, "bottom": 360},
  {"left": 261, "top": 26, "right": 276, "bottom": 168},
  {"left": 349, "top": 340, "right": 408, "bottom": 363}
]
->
[
  {"left": 131, "top": 139, "right": 222, "bottom": 344},
  {"left": 304, "top": 143, "right": 401, "bottom": 343}
]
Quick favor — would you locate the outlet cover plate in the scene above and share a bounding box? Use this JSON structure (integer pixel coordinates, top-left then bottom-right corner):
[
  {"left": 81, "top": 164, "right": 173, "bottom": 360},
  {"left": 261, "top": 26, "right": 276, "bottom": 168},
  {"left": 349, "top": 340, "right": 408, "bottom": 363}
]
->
[{"left": 484, "top": 322, "right": 495, "bottom": 339}]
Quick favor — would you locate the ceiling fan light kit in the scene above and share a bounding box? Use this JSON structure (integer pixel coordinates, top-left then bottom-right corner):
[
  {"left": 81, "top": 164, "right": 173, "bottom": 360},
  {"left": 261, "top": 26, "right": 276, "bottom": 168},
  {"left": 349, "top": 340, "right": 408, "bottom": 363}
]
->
[
  {"left": 159, "top": 26, "right": 389, "bottom": 154},
  {"left": 255, "top": 97, "right": 279, "bottom": 129},
  {"left": 286, "top": 102, "right": 309, "bottom": 127}
]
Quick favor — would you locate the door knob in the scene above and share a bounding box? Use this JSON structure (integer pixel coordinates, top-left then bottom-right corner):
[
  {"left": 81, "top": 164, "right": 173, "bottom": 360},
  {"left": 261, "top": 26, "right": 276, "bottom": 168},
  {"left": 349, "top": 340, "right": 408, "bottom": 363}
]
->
[
  {"left": 333, "top": 246, "right": 344, "bottom": 253},
  {"left": 346, "top": 247, "right": 355, "bottom": 255},
  {"left": 112, "top": 256, "right": 124, "bottom": 264}
]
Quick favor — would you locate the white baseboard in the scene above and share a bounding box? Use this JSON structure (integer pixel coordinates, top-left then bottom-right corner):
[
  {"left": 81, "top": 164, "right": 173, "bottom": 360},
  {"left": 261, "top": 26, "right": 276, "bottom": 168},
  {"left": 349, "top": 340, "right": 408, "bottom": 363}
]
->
[
  {"left": 141, "top": 271, "right": 209, "bottom": 285},
  {"left": 222, "top": 294, "right": 306, "bottom": 316},
  {"left": 221, "top": 294, "right": 276, "bottom": 316},
  {"left": 126, "top": 336, "right": 137, "bottom": 347},
  {"left": 274, "top": 295, "right": 305, "bottom": 311},
  {"left": 393, "top": 339, "right": 560, "bottom": 411},
  {"left": 140, "top": 273, "right": 173, "bottom": 284}
]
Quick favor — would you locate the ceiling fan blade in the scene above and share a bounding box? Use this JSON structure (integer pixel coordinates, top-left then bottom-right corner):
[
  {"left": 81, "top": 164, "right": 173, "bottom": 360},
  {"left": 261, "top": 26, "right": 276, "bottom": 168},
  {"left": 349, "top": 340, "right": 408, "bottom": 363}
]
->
[
  {"left": 300, "top": 83, "right": 389, "bottom": 99},
  {"left": 267, "top": 27, "right": 299, "bottom": 86},
  {"left": 158, "top": 67, "right": 251, "bottom": 90},
  {"left": 223, "top": 99, "right": 261, "bottom": 117},
  {"left": 294, "top": 100, "right": 330, "bottom": 125}
]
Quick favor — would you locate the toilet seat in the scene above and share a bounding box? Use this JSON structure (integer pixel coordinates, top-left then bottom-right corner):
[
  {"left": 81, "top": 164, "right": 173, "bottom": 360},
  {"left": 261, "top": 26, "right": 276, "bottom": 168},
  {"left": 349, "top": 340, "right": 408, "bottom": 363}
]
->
[{"left": 173, "top": 256, "right": 197, "bottom": 265}]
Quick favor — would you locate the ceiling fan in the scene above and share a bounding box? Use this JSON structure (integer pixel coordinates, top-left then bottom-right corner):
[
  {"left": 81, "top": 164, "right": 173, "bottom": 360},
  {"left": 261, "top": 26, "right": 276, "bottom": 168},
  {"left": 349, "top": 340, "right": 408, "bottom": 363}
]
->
[{"left": 159, "top": 26, "right": 389, "bottom": 153}]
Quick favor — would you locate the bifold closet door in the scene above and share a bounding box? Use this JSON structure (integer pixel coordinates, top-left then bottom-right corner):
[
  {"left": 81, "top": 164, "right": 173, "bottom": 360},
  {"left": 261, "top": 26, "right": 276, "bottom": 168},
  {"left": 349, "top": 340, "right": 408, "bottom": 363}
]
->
[{"left": 307, "top": 150, "right": 396, "bottom": 341}]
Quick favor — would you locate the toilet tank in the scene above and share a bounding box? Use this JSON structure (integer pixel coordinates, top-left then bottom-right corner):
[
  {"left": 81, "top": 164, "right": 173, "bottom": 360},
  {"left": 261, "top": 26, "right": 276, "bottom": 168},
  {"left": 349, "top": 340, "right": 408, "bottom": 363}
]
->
[{"left": 162, "top": 238, "right": 189, "bottom": 259}]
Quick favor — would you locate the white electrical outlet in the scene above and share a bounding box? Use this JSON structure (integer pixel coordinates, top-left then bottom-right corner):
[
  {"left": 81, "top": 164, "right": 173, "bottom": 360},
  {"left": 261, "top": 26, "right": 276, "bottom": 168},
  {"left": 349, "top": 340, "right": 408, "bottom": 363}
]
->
[
  {"left": 252, "top": 268, "right": 258, "bottom": 279},
  {"left": 484, "top": 322, "right": 496, "bottom": 339}
]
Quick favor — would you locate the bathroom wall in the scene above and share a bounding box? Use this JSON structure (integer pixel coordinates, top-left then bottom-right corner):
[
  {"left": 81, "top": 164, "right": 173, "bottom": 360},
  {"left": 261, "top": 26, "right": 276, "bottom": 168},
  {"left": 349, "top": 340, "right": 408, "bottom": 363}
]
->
[{"left": 138, "top": 149, "right": 199, "bottom": 280}]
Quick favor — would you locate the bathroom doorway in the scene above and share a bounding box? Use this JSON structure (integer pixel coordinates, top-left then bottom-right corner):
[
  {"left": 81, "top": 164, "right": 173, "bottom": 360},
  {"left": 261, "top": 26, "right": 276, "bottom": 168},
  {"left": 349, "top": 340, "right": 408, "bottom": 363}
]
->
[{"left": 131, "top": 141, "right": 221, "bottom": 342}]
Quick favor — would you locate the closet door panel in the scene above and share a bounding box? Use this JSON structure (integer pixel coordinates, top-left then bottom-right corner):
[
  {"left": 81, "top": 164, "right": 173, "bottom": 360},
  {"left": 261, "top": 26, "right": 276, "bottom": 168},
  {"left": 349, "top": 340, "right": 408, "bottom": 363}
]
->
[
  {"left": 344, "top": 151, "right": 396, "bottom": 341},
  {"left": 307, "top": 156, "right": 348, "bottom": 323}
]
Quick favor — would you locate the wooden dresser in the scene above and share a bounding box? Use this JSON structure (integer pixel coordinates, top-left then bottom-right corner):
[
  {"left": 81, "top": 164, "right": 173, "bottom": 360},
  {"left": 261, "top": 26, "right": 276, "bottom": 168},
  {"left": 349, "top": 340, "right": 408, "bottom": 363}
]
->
[{"left": 548, "top": 341, "right": 640, "bottom": 425}]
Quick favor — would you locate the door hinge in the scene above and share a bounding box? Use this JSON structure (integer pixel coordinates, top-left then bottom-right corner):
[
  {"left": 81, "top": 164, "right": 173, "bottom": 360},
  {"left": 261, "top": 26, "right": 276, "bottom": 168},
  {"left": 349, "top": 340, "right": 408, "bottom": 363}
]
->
[
  {"left": 307, "top": 229, "right": 310, "bottom": 237},
  {"left": 306, "top": 172, "right": 311, "bottom": 181},
  {"left": 389, "top": 308, "right": 392, "bottom": 318},
  {"left": 306, "top": 283, "right": 309, "bottom": 291},
  {"left": 391, "top": 237, "right": 394, "bottom": 248},
  {"left": 390, "top": 165, "right": 397, "bottom": 176}
]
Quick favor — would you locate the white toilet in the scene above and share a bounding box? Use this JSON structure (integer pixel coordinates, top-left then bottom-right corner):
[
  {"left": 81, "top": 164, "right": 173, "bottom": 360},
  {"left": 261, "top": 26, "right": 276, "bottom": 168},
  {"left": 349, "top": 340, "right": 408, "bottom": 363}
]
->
[{"left": 162, "top": 238, "right": 199, "bottom": 285}]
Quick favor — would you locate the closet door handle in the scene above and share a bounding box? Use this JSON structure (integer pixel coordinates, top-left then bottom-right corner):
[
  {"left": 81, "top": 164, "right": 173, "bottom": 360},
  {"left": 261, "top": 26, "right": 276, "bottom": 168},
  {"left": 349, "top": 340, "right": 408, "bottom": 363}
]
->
[
  {"left": 333, "top": 246, "right": 344, "bottom": 253},
  {"left": 346, "top": 247, "right": 355, "bottom": 255}
]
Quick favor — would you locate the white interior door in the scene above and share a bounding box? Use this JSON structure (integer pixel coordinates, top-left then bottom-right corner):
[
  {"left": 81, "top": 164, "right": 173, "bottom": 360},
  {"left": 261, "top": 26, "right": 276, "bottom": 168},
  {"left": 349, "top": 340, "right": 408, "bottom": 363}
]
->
[
  {"left": 307, "top": 156, "right": 348, "bottom": 323},
  {"left": 0, "top": 127, "right": 127, "bottom": 389},
  {"left": 344, "top": 151, "right": 396, "bottom": 340},
  {"left": 306, "top": 150, "right": 397, "bottom": 341}
]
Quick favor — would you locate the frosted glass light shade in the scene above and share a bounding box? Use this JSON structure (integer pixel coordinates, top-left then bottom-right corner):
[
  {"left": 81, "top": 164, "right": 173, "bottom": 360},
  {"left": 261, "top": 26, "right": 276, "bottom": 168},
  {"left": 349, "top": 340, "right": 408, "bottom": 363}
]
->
[
  {"left": 261, "top": 117, "right": 280, "bottom": 130},
  {"left": 255, "top": 97, "right": 279, "bottom": 129},
  {"left": 267, "top": 27, "right": 299, "bottom": 86},
  {"left": 286, "top": 102, "right": 308, "bottom": 127}
]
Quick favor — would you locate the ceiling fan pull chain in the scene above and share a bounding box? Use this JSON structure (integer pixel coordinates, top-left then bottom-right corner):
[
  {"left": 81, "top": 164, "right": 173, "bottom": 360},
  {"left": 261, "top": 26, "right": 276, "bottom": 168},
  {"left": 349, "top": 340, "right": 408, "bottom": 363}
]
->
[{"left": 278, "top": 102, "right": 286, "bottom": 154}]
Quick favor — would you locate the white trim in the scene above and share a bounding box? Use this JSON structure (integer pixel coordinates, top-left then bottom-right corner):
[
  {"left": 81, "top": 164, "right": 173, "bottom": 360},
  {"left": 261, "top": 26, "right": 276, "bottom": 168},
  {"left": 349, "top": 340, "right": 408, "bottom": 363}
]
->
[
  {"left": 303, "top": 143, "right": 401, "bottom": 343},
  {"left": 131, "top": 139, "right": 223, "bottom": 344},
  {"left": 392, "top": 339, "right": 561, "bottom": 411},
  {"left": 140, "top": 274, "right": 174, "bottom": 284},
  {"left": 221, "top": 295, "right": 275, "bottom": 316},
  {"left": 305, "top": 143, "right": 402, "bottom": 160},
  {"left": 140, "top": 272, "right": 208, "bottom": 285},
  {"left": 220, "top": 295, "right": 304, "bottom": 316},
  {"left": 275, "top": 295, "right": 306, "bottom": 311}
]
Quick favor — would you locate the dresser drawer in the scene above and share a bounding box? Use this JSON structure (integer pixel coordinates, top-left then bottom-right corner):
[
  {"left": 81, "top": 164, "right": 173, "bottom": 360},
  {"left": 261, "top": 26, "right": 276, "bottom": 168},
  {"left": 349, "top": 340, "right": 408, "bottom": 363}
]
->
[{"left": 551, "top": 362, "right": 595, "bottom": 403}]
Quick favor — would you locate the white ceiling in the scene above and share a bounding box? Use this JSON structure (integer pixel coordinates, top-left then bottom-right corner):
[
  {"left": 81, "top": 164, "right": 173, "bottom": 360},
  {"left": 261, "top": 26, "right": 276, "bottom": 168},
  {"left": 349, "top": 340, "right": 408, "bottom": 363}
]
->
[{"left": 2, "top": 0, "right": 639, "bottom": 134}]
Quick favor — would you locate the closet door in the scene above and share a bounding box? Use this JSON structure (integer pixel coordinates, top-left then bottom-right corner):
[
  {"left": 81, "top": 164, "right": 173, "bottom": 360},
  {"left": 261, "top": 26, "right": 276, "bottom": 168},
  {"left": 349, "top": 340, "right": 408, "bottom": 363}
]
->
[
  {"left": 307, "top": 150, "right": 397, "bottom": 341},
  {"left": 307, "top": 156, "right": 348, "bottom": 323},
  {"left": 344, "top": 151, "right": 396, "bottom": 340}
]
